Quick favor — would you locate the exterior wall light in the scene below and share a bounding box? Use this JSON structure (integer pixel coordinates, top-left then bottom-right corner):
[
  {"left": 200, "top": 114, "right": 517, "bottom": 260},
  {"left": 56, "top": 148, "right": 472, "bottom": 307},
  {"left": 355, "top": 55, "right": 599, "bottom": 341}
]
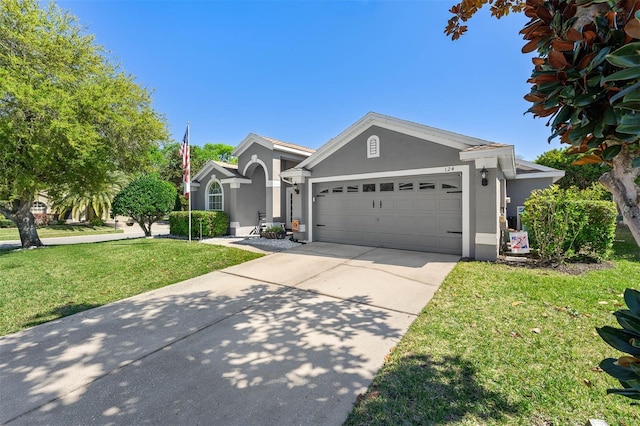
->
[
  {"left": 480, "top": 167, "right": 488, "bottom": 186},
  {"left": 293, "top": 183, "right": 299, "bottom": 194}
]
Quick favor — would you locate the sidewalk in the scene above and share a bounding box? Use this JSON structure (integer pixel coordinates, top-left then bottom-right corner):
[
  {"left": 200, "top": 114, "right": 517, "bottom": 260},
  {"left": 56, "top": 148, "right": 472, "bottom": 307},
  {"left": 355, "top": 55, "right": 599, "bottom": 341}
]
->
[{"left": 0, "top": 220, "right": 170, "bottom": 250}]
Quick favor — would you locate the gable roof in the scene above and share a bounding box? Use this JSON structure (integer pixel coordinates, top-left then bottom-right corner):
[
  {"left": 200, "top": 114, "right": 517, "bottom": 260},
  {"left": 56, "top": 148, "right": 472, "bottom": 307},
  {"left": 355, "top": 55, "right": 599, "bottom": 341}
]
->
[
  {"left": 192, "top": 160, "right": 242, "bottom": 183},
  {"left": 297, "top": 112, "right": 500, "bottom": 170},
  {"left": 232, "top": 133, "right": 315, "bottom": 158},
  {"left": 514, "top": 159, "right": 565, "bottom": 182}
]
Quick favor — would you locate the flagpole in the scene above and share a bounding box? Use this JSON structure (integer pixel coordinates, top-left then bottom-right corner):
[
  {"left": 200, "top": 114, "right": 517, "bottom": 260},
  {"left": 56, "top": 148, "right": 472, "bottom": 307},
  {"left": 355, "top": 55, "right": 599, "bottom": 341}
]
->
[{"left": 187, "top": 122, "right": 191, "bottom": 242}]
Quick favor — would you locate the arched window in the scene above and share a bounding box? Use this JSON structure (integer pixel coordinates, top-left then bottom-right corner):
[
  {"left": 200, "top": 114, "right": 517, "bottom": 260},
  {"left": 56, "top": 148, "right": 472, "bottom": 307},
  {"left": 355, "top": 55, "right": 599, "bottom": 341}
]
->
[
  {"left": 31, "top": 201, "right": 47, "bottom": 214},
  {"left": 207, "top": 181, "right": 223, "bottom": 211}
]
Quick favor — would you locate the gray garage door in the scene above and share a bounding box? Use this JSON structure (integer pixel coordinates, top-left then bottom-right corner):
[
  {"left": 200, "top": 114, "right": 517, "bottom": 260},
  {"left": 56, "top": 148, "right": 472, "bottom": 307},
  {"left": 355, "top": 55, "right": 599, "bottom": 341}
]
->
[{"left": 313, "top": 174, "right": 462, "bottom": 254}]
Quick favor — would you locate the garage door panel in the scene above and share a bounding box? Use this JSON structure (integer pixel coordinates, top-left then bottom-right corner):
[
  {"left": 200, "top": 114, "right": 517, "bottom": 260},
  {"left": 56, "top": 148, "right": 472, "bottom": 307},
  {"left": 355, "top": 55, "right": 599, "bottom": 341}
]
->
[
  {"left": 440, "top": 198, "right": 462, "bottom": 211},
  {"left": 314, "top": 174, "right": 462, "bottom": 255},
  {"left": 416, "top": 198, "right": 438, "bottom": 211}
]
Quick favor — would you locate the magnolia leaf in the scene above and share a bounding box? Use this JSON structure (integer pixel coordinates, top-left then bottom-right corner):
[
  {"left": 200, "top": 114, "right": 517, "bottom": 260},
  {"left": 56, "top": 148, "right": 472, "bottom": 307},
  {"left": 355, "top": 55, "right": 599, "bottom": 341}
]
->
[
  {"left": 601, "top": 358, "right": 640, "bottom": 382},
  {"left": 625, "top": 289, "right": 640, "bottom": 315},
  {"left": 616, "top": 122, "right": 640, "bottom": 135},
  {"left": 606, "top": 42, "right": 640, "bottom": 68},
  {"left": 604, "top": 107, "right": 618, "bottom": 125},
  {"left": 549, "top": 49, "right": 569, "bottom": 69},
  {"left": 587, "top": 46, "right": 612, "bottom": 73},
  {"left": 601, "top": 66, "right": 640, "bottom": 83},
  {"left": 615, "top": 310, "right": 640, "bottom": 332},
  {"left": 572, "top": 155, "right": 603, "bottom": 165},
  {"left": 565, "top": 27, "right": 583, "bottom": 41},
  {"left": 602, "top": 144, "right": 622, "bottom": 160},
  {"left": 625, "top": 17, "right": 640, "bottom": 40},
  {"left": 610, "top": 81, "right": 640, "bottom": 104},
  {"left": 597, "top": 326, "right": 640, "bottom": 355}
]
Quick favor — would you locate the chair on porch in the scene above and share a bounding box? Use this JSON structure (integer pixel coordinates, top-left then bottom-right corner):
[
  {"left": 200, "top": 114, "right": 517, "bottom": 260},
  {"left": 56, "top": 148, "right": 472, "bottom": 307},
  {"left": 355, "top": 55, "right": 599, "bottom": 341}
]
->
[{"left": 250, "top": 211, "right": 267, "bottom": 235}]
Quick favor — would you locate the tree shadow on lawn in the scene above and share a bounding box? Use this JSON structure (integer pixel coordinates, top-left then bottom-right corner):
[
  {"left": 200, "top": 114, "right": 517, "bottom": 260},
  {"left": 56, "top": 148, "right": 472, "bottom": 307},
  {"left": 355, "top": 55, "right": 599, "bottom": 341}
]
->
[
  {"left": 22, "top": 303, "right": 103, "bottom": 329},
  {"left": 349, "top": 353, "right": 524, "bottom": 424},
  {"left": 1, "top": 278, "right": 406, "bottom": 425}
]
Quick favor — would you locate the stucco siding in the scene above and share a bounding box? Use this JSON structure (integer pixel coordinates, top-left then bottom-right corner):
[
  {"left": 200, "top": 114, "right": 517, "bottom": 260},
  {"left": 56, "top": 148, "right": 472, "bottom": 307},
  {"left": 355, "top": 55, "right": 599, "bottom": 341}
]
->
[
  {"left": 506, "top": 177, "right": 555, "bottom": 219},
  {"left": 309, "top": 126, "right": 463, "bottom": 178}
]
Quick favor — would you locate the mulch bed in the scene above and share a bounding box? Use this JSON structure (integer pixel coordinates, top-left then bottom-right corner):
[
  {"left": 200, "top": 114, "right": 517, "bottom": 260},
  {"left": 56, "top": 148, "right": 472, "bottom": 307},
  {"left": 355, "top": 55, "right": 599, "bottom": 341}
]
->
[{"left": 496, "top": 255, "right": 614, "bottom": 275}]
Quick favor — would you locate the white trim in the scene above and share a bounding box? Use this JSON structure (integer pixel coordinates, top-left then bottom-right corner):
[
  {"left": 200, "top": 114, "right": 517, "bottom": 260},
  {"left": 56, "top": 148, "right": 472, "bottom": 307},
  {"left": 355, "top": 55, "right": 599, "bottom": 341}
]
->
[
  {"left": 515, "top": 171, "right": 566, "bottom": 182},
  {"left": 307, "top": 164, "right": 471, "bottom": 258},
  {"left": 273, "top": 144, "right": 314, "bottom": 157},
  {"left": 267, "top": 180, "right": 281, "bottom": 188},
  {"left": 242, "top": 157, "right": 270, "bottom": 183},
  {"left": 205, "top": 178, "right": 224, "bottom": 212},
  {"left": 191, "top": 160, "right": 236, "bottom": 182},
  {"left": 220, "top": 177, "right": 252, "bottom": 189},
  {"left": 475, "top": 233, "right": 498, "bottom": 245},
  {"left": 280, "top": 168, "right": 312, "bottom": 183},
  {"left": 233, "top": 133, "right": 314, "bottom": 158},
  {"left": 367, "top": 135, "right": 380, "bottom": 159},
  {"left": 298, "top": 112, "right": 499, "bottom": 170},
  {"left": 232, "top": 133, "right": 272, "bottom": 157},
  {"left": 230, "top": 222, "right": 240, "bottom": 228}
]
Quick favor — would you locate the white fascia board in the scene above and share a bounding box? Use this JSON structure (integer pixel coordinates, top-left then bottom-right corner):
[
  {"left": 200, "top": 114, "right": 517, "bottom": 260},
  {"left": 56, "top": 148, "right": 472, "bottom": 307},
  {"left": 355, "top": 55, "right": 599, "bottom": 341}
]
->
[
  {"left": 459, "top": 145, "right": 516, "bottom": 179},
  {"left": 220, "top": 177, "right": 252, "bottom": 184},
  {"left": 459, "top": 145, "right": 515, "bottom": 161},
  {"left": 298, "top": 112, "right": 489, "bottom": 170},
  {"left": 232, "top": 133, "right": 273, "bottom": 157},
  {"left": 192, "top": 160, "right": 236, "bottom": 182},
  {"left": 516, "top": 158, "right": 559, "bottom": 172},
  {"left": 273, "top": 144, "right": 314, "bottom": 157},
  {"left": 280, "top": 168, "right": 312, "bottom": 180},
  {"left": 515, "top": 171, "right": 566, "bottom": 182}
]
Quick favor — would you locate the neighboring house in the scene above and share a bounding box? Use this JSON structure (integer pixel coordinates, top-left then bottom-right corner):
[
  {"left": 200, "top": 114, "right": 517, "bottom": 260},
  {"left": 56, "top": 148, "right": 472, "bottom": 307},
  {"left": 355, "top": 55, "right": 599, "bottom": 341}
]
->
[{"left": 191, "top": 112, "right": 564, "bottom": 261}]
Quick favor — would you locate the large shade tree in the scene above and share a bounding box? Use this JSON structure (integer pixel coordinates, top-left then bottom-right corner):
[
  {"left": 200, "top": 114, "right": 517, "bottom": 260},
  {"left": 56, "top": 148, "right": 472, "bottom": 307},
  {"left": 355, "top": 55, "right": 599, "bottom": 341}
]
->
[
  {"left": 0, "top": 0, "right": 167, "bottom": 247},
  {"left": 446, "top": 0, "right": 640, "bottom": 245}
]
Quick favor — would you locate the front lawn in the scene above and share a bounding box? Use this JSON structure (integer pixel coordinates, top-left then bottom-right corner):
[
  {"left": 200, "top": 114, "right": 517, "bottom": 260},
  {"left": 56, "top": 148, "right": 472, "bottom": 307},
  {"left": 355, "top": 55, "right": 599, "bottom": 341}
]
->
[
  {"left": 0, "top": 239, "right": 262, "bottom": 336},
  {"left": 347, "top": 226, "right": 640, "bottom": 426},
  {"left": 0, "top": 224, "right": 123, "bottom": 241}
]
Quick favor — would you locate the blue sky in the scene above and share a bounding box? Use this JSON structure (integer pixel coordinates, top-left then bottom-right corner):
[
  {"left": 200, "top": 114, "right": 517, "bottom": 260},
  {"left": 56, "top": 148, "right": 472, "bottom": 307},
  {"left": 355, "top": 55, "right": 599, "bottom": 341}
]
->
[{"left": 59, "top": 0, "right": 564, "bottom": 161}]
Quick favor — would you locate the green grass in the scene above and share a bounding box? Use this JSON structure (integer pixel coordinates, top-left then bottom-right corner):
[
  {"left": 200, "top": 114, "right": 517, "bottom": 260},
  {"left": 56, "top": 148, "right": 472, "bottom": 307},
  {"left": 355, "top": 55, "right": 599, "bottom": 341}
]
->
[
  {"left": 346, "top": 226, "right": 640, "bottom": 426},
  {"left": 0, "top": 224, "right": 123, "bottom": 240},
  {"left": 0, "top": 239, "right": 262, "bottom": 336}
]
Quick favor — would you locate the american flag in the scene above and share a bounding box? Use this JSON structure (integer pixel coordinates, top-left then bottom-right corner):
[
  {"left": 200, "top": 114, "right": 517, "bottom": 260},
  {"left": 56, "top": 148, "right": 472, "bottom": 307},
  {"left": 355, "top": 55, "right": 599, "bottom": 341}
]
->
[{"left": 179, "top": 124, "right": 190, "bottom": 198}]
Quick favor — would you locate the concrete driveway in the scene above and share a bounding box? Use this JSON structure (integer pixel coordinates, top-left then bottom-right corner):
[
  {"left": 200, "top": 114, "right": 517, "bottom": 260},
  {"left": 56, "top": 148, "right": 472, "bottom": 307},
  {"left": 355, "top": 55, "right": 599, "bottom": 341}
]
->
[{"left": 0, "top": 242, "right": 458, "bottom": 425}]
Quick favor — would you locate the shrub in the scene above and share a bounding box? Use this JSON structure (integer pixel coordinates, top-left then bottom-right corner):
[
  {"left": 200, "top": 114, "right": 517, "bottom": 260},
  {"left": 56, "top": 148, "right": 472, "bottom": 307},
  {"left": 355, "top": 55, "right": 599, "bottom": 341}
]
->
[
  {"left": 33, "top": 213, "right": 53, "bottom": 227},
  {"left": 520, "top": 185, "right": 617, "bottom": 262},
  {"left": 597, "top": 288, "right": 640, "bottom": 401},
  {"left": 112, "top": 175, "right": 176, "bottom": 237},
  {"left": 89, "top": 218, "right": 105, "bottom": 227},
  {"left": 0, "top": 218, "right": 14, "bottom": 228},
  {"left": 169, "top": 210, "right": 229, "bottom": 238}
]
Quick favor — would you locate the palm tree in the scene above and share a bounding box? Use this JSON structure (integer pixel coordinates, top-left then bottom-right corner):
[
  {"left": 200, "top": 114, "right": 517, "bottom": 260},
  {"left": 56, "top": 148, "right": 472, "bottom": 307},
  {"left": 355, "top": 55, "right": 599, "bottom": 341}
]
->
[{"left": 50, "top": 171, "right": 130, "bottom": 222}]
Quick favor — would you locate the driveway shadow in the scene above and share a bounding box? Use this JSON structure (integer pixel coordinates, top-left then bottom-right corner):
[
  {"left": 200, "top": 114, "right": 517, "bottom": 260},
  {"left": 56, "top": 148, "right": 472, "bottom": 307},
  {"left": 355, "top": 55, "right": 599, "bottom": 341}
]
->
[{"left": 1, "top": 280, "right": 407, "bottom": 425}]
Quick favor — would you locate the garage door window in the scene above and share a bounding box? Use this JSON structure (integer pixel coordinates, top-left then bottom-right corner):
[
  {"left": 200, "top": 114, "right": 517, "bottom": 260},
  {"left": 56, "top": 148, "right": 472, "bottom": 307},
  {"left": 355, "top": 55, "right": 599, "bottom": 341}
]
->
[
  {"left": 380, "top": 182, "right": 394, "bottom": 192},
  {"left": 399, "top": 182, "right": 414, "bottom": 191},
  {"left": 363, "top": 183, "right": 376, "bottom": 192},
  {"left": 347, "top": 185, "right": 359, "bottom": 192},
  {"left": 319, "top": 188, "right": 329, "bottom": 194},
  {"left": 332, "top": 186, "right": 343, "bottom": 193},
  {"left": 419, "top": 182, "right": 436, "bottom": 190}
]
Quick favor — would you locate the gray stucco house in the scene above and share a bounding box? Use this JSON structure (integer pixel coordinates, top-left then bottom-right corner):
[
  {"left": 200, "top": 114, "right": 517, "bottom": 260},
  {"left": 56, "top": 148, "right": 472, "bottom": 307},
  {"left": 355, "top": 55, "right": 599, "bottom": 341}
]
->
[{"left": 191, "top": 112, "right": 563, "bottom": 261}]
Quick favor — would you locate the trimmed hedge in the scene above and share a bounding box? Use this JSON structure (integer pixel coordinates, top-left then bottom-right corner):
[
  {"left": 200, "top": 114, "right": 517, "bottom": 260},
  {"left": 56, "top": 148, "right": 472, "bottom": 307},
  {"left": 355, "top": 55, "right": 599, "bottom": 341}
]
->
[
  {"left": 0, "top": 218, "right": 14, "bottom": 228},
  {"left": 521, "top": 185, "right": 617, "bottom": 261},
  {"left": 169, "top": 210, "right": 229, "bottom": 238}
]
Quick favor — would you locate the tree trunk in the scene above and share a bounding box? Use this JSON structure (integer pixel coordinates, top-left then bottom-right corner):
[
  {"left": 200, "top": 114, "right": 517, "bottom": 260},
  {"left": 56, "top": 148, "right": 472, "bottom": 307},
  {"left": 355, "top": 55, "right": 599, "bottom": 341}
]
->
[
  {"left": 599, "top": 146, "right": 640, "bottom": 246},
  {"left": 133, "top": 215, "right": 152, "bottom": 237},
  {"left": 0, "top": 197, "right": 44, "bottom": 248}
]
